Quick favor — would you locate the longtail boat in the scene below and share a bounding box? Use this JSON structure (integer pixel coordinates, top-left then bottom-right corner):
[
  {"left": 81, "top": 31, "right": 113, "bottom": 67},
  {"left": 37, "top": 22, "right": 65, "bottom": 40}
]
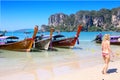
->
[
  {"left": 95, "top": 35, "right": 120, "bottom": 45},
  {"left": 51, "top": 25, "right": 82, "bottom": 48},
  {"left": 34, "top": 28, "right": 54, "bottom": 50},
  {"left": 0, "top": 26, "right": 38, "bottom": 52}
]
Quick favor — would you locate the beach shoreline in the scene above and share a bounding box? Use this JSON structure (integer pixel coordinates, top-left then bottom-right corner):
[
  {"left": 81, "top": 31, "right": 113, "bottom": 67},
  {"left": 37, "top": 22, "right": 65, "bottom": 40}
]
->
[{"left": 0, "top": 59, "right": 120, "bottom": 80}]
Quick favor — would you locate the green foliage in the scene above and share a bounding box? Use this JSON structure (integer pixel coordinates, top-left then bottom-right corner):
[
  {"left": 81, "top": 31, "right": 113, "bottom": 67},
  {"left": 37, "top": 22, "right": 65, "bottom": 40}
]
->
[
  {"left": 88, "top": 26, "right": 103, "bottom": 32},
  {"left": 105, "top": 26, "right": 115, "bottom": 31},
  {"left": 116, "top": 27, "right": 120, "bottom": 32}
]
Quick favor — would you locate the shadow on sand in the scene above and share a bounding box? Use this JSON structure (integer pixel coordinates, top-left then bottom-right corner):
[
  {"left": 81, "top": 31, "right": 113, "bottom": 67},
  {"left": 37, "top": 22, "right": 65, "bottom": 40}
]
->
[{"left": 107, "top": 68, "right": 118, "bottom": 74}]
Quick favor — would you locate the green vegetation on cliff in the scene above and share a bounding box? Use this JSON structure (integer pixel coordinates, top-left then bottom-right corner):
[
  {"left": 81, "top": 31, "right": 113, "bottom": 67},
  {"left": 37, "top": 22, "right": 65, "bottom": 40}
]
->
[{"left": 45, "top": 7, "right": 120, "bottom": 32}]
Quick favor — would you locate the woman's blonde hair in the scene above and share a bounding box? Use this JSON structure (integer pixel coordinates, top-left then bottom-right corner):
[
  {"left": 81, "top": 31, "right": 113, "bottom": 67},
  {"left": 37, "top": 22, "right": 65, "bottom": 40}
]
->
[{"left": 103, "top": 34, "right": 110, "bottom": 41}]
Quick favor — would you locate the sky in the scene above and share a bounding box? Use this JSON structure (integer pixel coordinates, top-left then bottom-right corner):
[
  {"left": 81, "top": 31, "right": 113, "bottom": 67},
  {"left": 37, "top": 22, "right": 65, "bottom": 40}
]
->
[{"left": 1, "top": 1, "right": 120, "bottom": 31}]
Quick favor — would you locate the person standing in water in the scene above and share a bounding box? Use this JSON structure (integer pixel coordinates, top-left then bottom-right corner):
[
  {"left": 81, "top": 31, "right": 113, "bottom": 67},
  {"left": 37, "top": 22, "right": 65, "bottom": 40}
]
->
[{"left": 101, "top": 34, "right": 114, "bottom": 74}]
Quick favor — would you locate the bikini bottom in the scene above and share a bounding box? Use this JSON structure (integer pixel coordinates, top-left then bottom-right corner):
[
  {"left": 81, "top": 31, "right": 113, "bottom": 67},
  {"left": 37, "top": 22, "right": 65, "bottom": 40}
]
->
[{"left": 102, "top": 52, "right": 109, "bottom": 57}]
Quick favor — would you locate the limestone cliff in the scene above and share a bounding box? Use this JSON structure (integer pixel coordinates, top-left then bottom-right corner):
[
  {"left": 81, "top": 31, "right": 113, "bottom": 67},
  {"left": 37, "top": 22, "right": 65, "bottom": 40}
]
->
[
  {"left": 47, "top": 7, "right": 120, "bottom": 31},
  {"left": 48, "top": 13, "right": 67, "bottom": 26}
]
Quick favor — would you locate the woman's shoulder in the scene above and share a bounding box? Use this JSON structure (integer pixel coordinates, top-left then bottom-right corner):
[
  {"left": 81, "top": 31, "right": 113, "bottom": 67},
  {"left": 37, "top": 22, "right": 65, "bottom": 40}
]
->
[{"left": 102, "top": 40, "right": 110, "bottom": 44}]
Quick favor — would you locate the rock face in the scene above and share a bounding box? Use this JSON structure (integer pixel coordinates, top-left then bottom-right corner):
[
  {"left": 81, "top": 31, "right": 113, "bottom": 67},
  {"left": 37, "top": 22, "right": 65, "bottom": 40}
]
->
[
  {"left": 112, "top": 9, "right": 120, "bottom": 27},
  {"left": 48, "top": 13, "right": 67, "bottom": 27},
  {"left": 93, "top": 16, "right": 104, "bottom": 27},
  {"left": 48, "top": 7, "right": 120, "bottom": 30}
]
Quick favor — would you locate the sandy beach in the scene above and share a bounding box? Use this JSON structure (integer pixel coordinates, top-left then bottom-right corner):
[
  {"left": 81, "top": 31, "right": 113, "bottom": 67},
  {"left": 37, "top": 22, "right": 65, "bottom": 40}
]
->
[
  {"left": 0, "top": 58, "right": 120, "bottom": 80},
  {"left": 0, "top": 45, "right": 120, "bottom": 80}
]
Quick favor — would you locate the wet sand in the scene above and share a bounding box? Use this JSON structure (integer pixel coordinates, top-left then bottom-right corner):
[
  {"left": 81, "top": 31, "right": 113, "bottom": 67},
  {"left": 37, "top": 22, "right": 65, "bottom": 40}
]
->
[{"left": 0, "top": 42, "right": 120, "bottom": 80}]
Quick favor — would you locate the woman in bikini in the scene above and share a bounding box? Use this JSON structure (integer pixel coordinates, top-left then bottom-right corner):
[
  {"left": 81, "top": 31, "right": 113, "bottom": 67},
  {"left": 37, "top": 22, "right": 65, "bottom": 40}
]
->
[{"left": 101, "top": 34, "right": 114, "bottom": 74}]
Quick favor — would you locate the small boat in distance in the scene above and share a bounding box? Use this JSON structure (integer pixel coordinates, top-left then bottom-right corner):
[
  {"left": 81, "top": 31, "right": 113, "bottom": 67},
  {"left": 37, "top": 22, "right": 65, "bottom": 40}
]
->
[
  {"left": 51, "top": 25, "right": 82, "bottom": 48},
  {"left": 0, "top": 26, "right": 38, "bottom": 52},
  {"left": 110, "top": 36, "right": 120, "bottom": 45},
  {"left": 95, "top": 35, "right": 120, "bottom": 45}
]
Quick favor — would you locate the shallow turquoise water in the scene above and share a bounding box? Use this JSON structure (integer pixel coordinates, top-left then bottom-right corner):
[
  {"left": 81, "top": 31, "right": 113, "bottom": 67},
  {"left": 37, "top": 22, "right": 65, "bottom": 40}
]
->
[{"left": 5, "top": 31, "right": 120, "bottom": 41}]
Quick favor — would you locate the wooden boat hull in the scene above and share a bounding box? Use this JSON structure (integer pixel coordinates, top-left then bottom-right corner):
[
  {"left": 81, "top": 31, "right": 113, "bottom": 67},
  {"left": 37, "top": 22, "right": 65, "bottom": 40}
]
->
[
  {"left": 52, "top": 37, "right": 78, "bottom": 48},
  {"left": 51, "top": 25, "right": 82, "bottom": 48},
  {"left": 96, "top": 40, "right": 101, "bottom": 43},
  {"left": 96, "top": 40, "right": 120, "bottom": 45},
  {"left": 35, "top": 38, "right": 51, "bottom": 50},
  {"left": 0, "top": 26, "right": 38, "bottom": 52},
  {"left": 34, "top": 28, "right": 54, "bottom": 50},
  {"left": 110, "top": 42, "right": 120, "bottom": 45},
  {"left": 0, "top": 38, "right": 34, "bottom": 52}
]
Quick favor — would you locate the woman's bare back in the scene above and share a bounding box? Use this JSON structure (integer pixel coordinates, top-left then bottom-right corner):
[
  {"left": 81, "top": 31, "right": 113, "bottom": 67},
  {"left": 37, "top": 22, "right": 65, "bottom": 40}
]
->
[{"left": 102, "top": 40, "right": 110, "bottom": 53}]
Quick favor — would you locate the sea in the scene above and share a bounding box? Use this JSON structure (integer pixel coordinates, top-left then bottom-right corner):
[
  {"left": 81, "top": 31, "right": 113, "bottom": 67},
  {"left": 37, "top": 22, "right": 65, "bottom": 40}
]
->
[
  {"left": 0, "top": 31, "right": 120, "bottom": 79},
  {"left": 4, "top": 31, "right": 120, "bottom": 41}
]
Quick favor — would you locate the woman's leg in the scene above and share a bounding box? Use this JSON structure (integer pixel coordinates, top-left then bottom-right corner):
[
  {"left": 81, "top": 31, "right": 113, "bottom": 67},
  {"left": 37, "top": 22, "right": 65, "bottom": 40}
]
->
[
  {"left": 104, "top": 55, "right": 110, "bottom": 74},
  {"left": 102, "top": 56, "right": 106, "bottom": 74}
]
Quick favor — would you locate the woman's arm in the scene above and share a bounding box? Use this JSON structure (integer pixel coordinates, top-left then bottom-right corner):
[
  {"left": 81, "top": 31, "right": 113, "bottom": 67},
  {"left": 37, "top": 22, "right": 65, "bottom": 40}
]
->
[{"left": 107, "top": 41, "right": 114, "bottom": 57}]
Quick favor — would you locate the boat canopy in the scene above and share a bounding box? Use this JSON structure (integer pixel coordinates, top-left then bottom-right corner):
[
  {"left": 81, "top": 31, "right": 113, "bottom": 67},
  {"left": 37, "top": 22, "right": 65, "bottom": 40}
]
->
[
  {"left": 0, "top": 36, "right": 9, "bottom": 40},
  {"left": 6, "top": 36, "right": 19, "bottom": 39},
  {"left": 110, "top": 36, "right": 120, "bottom": 38},
  {"left": 53, "top": 35, "right": 65, "bottom": 38},
  {"left": 53, "top": 35, "right": 65, "bottom": 40}
]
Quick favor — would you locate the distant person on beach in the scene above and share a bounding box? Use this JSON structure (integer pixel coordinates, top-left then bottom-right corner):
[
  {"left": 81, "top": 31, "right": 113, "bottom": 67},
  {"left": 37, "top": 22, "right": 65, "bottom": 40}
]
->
[
  {"left": 101, "top": 34, "right": 114, "bottom": 74},
  {"left": 95, "top": 33, "right": 102, "bottom": 41},
  {"left": 98, "top": 33, "right": 102, "bottom": 41}
]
